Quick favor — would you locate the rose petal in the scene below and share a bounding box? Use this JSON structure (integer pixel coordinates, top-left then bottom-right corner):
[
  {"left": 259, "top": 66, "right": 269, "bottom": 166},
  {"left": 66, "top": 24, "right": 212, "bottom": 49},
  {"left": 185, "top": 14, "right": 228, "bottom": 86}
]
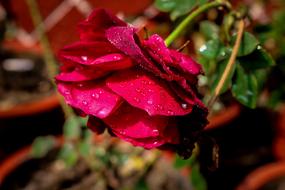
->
[
  {"left": 78, "top": 9, "right": 127, "bottom": 41},
  {"left": 143, "top": 34, "right": 173, "bottom": 64},
  {"left": 87, "top": 116, "right": 106, "bottom": 134},
  {"left": 107, "top": 69, "right": 195, "bottom": 116},
  {"left": 106, "top": 26, "right": 166, "bottom": 76},
  {"left": 143, "top": 34, "right": 202, "bottom": 77},
  {"left": 88, "top": 53, "right": 134, "bottom": 69},
  {"left": 58, "top": 41, "right": 121, "bottom": 65},
  {"left": 55, "top": 67, "right": 106, "bottom": 82},
  {"left": 170, "top": 50, "right": 202, "bottom": 76},
  {"left": 57, "top": 81, "right": 122, "bottom": 118},
  {"left": 103, "top": 103, "right": 179, "bottom": 149}
]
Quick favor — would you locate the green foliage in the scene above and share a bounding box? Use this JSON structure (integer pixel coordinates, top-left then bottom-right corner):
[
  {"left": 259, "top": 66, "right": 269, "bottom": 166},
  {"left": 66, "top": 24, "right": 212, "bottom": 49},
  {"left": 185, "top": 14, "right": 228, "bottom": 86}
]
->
[
  {"left": 58, "top": 143, "right": 78, "bottom": 167},
  {"left": 238, "top": 47, "right": 275, "bottom": 70},
  {"left": 191, "top": 163, "right": 207, "bottom": 190},
  {"left": 155, "top": 0, "right": 208, "bottom": 20},
  {"left": 232, "top": 64, "right": 258, "bottom": 108},
  {"left": 231, "top": 32, "right": 259, "bottom": 57},
  {"left": 211, "top": 59, "right": 237, "bottom": 94},
  {"left": 31, "top": 136, "right": 56, "bottom": 158},
  {"left": 200, "top": 21, "right": 219, "bottom": 40},
  {"left": 63, "top": 116, "right": 82, "bottom": 140},
  {"left": 174, "top": 154, "right": 196, "bottom": 168},
  {"left": 199, "top": 39, "right": 223, "bottom": 59},
  {"left": 198, "top": 18, "right": 275, "bottom": 108}
]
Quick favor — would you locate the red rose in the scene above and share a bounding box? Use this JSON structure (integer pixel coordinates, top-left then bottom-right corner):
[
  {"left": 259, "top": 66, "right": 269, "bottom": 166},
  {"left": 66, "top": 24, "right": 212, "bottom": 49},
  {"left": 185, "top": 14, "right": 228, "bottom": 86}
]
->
[{"left": 56, "top": 9, "right": 208, "bottom": 157}]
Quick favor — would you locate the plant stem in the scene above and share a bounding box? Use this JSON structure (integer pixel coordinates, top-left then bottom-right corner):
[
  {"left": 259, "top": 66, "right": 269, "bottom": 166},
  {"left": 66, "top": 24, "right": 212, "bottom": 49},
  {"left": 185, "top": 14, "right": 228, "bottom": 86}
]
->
[
  {"left": 26, "top": 0, "right": 74, "bottom": 118},
  {"left": 165, "top": 1, "right": 231, "bottom": 47},
  {"left": 207, "top": 20, "right": 245, "bottom": 108}
]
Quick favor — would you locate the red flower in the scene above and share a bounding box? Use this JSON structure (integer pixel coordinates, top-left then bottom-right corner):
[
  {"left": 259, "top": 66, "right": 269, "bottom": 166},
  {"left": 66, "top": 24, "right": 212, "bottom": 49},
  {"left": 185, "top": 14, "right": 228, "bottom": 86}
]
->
[{"left": 56, "top": 9, "right": 208, "bottom": 157}]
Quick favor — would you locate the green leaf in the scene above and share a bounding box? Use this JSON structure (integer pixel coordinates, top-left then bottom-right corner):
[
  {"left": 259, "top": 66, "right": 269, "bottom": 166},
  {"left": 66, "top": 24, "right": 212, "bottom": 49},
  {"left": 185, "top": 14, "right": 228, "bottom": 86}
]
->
[
  {"left": 31, "top": 136, "right": 56, "bottom": 158},
  {"left": 231, "top": 32, "right": 259, "bottom": 57},
  {"left": 232, "top": 64, "right": 258, "bottom": 108},
  {"left": 155, "top": 0, "right": 207, "bottom": 20},
  {"left": 78, "top": 141, "right": 91, "bottom": 157},
  {"left": 199, "top": 39, "right": 222, "bottom": 59},
  {"left": 191, "top": 163, "right": 207, "bottom": 190},
  {"left": 174, "top": 154, "right": 196, "bottom": 168},
  {"left": 170, "top": 0, "right": 197, "bottom": 20},
  {"left": 58, "top": 143, "right": 78, "bottom": 167},
  {"left": 211, "top": 59, "right": 237, "bottom": 94},
  {"left": 253, "top": 69, "right": 269, "bottom": 91},
  {"left": 154, "top": 0, "right": 176, "bottom": 12},
  {"left": 63, "top": 116, "right": 81, "bottom": 140},
  {"left": 238, "top": 47, "right": 275, "bottom": 70},
  {"left": 200, "top": 21, "right": 219, "bottom": 40}
]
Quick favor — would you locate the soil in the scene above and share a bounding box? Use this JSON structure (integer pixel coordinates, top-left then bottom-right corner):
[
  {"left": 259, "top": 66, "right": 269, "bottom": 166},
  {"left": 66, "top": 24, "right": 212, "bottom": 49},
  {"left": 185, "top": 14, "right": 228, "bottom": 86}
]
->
[
  {"left": 0, "top": 148, "right": 193, "bottom": 190},
  {"left": 0, "top": 48, "right": 54, "bottom": 110}
]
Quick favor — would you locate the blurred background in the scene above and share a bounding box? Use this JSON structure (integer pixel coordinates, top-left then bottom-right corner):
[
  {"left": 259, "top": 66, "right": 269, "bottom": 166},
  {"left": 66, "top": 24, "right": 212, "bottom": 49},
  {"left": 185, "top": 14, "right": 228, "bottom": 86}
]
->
[{"left": 0, "top": 0, "right": 284, "bottom": 190}]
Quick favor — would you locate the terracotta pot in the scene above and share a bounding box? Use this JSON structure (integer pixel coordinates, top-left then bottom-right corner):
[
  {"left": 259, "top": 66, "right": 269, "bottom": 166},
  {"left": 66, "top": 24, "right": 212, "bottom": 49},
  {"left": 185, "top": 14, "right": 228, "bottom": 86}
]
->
[
  {"left": 205, "top": 103, "right": 241, "bottom": 130},
  {"left": 0, "top": 136, "right": 65, "bottom": 184},
  {"left": 236, "top": 162, "right": 285, "bottom": 190},
  {"left": 0, "top": 93, "right": 59, "bottom": 118},
  {"left": 0, "top": 40, "right": 60, "bottom": 118}
]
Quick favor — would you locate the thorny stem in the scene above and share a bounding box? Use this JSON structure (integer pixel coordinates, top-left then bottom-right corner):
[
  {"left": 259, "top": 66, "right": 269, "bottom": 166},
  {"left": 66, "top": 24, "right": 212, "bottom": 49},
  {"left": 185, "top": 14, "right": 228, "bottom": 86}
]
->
[
  {"left": 26, "top": 0, "right": 74, "bottom": 119},
  {"left": 207, "top": 20, "right": 245, "bottom": 109},
  {"left": 165, "top": 1, "right": 231, "bottom": 47}
]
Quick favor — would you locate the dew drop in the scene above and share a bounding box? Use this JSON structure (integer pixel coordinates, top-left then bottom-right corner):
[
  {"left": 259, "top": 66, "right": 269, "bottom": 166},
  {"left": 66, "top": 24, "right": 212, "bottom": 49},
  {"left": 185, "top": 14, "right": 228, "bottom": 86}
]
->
[
  {"left": 120, "top": 130, "right": 126, "bottom": 135},
  {"left": 152, "top": 129, "right": 159, "bottom": 135},
  {"left": 82, "top": 100, "right": 88, "bottom": 105},
  {"left": 81, "top": 56, "right": 88, "bottom": 61},
  {"left": 153, "top": 141, "right": 159, "bottom": 146},
  {"left": 92, "top": 93, "right": 99, "bottom": 99},
  {"left": 134, "top": 97, "right": 141, "bottom": 103},
  {"left": 147, "top": 100, "right": 153, "bottom": 105},
  {"left": 181, "top": 103, "right": 188, "bottom": 109},
  {"left": 156, "top": 104, "right": 163, "bottom": 110},
  {"left": 199, "top": 44, "right": 207, "bottom": 52},
  {"left": 113, "top": 55, "right": 119, "bottom": 60},
  {"left": 77, "top": 83, "right": 84, "bottom": 88},
  {"left": 64, "top": 90, "right": 70, "bottom": 95},
  {"left": 135, "top": 88, "right": 142, "bottom": 93},
  {"left": 167, "top": 110, "right": 174, "bottom": 115}
]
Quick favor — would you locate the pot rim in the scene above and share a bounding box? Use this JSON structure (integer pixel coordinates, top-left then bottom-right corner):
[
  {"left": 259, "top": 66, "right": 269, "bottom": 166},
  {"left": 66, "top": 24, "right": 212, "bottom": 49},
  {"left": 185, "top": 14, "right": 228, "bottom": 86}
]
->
[{"left": 236, "top": 161, "right": 285, "bottom": 190}]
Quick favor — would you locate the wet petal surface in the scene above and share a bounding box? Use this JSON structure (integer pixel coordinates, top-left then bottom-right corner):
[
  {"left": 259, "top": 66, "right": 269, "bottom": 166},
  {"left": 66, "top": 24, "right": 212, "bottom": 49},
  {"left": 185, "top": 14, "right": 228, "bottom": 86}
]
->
[
  {"left": 57, "top": 81, "right": 122, "bottom": 118},
  {"left": 107, "top": 69, "right": 194, "bottom": 116},
  {"left": 104, "top": 103, "right": 179, "bottom": 149}
]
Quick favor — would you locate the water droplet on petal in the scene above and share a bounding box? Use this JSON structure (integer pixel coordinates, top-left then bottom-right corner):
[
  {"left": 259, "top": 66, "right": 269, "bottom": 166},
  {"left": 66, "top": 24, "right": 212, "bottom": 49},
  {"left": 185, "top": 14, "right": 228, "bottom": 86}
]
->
[
  {"left": 167, "top": 110, "right": 174, "bottom": 115},
  {"left": 134, "top": 97, "right": 140, "bottom": 103},
  {"left": 92, "top": 93, "right": 100, "bottom": 99},
  {"left": 82, "top": 100, "right": 88, "bottom": 105},
  {"left": 147, "top": 100, "right": 153, "bottom": 105},
  {"left": 135, "top": 88, "right": 142, "bottom": 93},
  {"left": 181, "top": 103, "right": 188, "bottom": 109},
  {"left": 64, "top": 90, "right": 70, "bottom": 95},
  {"left": 120, "top": 130, "right": 126, "bottom": 135},
  {"left": 152, "top": 129, "right": 159, "bottom": 135},
  {"left": 81, "top": 56, "right": 88, "bottom": 61},
  {"left": 157, "top": 104, "right": 163, "bottom": 110},
  {"left": 113, "top": 55, "right": 119, "bottom": 60},
  {"left": 153, "top": 141, "right": 159, "bottom": 146},
  {"left": 77, "top": 83, "right": 84, "bottom": 88}
]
